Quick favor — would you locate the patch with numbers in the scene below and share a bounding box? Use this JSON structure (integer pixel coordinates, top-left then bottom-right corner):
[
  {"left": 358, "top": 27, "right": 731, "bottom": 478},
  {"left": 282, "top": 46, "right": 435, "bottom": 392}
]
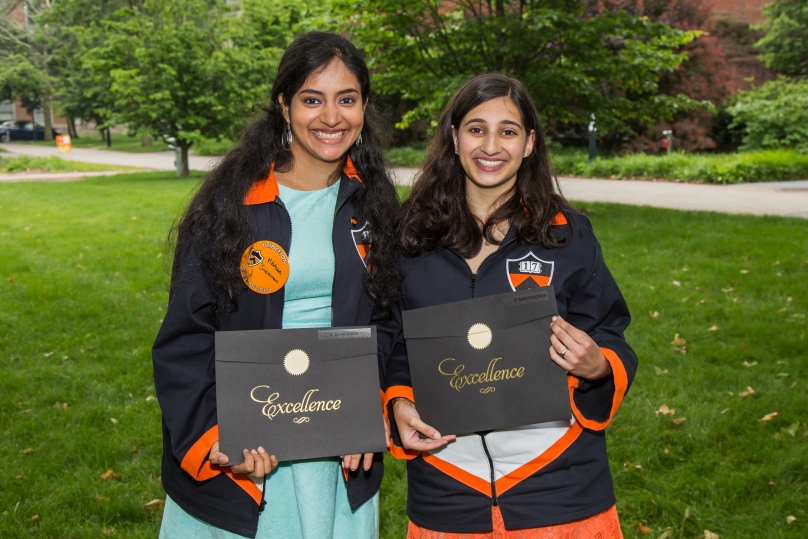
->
[
  {"left": 240, "top": 240, "right": 290, "bottom": 294},
  {"left": 506, "top": 252, "right": 553, "bottom": 291}
]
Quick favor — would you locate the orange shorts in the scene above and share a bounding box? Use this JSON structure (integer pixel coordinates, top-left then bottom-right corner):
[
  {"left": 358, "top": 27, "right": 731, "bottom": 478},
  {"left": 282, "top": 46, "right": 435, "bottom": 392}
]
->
[{"left": 407, "top": 505, "right": 623, "bottom": 539}]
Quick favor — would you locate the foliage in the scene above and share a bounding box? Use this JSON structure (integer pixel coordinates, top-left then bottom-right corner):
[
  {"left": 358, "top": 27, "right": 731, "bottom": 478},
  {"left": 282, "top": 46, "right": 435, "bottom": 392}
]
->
[
  {"left": 0, "top": 155, "right": 126, "bottom": 173},
  {"left": 81, "top": 0, "right": 309, "bottom": 175},
  {"left": 2, "top": 176, "right": 807, "bottom": 537},
  {"left": 728, "top": 78, "right": 808, "bottom": 153},
  {"left": 386, "top": 146, "right": 426, "bottom": 168},
  {"left": 192, "top": 138, "right": 235, "bottom": 156},
  {"left": 309, "top": 0, "right": 707, "bottom": 137},
  {"left": 552, "top": 148, "right": 808, "bottom": 183},
  {"left": 755, "top": 0, "right": 808, "bottom": 78}
]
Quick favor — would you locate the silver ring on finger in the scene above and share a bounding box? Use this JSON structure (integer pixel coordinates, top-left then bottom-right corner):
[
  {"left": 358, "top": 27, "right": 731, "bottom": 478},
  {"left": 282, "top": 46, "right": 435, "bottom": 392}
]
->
[{"left": 559, "top": 348, "right": 567, "bottom": 359}]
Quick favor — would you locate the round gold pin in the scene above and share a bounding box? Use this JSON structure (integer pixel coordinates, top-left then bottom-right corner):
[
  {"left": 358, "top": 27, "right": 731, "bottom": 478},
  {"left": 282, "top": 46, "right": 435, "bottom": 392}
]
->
[
  {"left": 467, "top": 323, "right": 492, "bottom": 350},
  {"left": 283, "top": 349, "right": 309, "bottom": 375}
]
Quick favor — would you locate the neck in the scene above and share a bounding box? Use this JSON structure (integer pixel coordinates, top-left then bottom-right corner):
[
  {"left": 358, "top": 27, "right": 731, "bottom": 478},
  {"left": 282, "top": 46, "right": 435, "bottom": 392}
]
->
[
  {"left": 275, "top": 148, "right": 343, "bottom": 191},
  {"left": 465, "top": 177, "right": 515, "bottom": 223}
]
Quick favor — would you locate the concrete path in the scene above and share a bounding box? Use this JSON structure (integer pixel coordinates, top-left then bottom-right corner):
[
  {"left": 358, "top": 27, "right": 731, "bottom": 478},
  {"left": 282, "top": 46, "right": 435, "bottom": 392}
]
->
[
  {"left": 4, "top": 143, "right": 807, "bottom": 219},
  {"left": 0, "top": 170, "right": 126, "bottom": 183},
  {"left": 391, "top": 168, "right": 808, "bottom": 219},
  {"left": 1, "top": 142, "right": 220, "bottom": 172}
]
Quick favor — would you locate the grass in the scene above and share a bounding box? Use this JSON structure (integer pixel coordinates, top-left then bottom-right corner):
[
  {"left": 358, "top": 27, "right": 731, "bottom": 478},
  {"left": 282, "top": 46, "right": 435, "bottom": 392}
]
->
[
  {"left": 552, "top": 148, "right": 808, "bottom": 184},
  {"left": 28, "top": 132, "right": 172, "bottom": 153},
  {"left": 1, "top": 174, "right": 806, "bottom": 538},
  {"left": 0, "top": 155, "right": 130, "bottom": 173}
]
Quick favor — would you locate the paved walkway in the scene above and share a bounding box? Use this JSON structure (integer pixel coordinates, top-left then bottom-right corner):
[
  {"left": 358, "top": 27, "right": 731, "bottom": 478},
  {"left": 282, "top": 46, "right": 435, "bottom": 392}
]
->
[
  {"left": 0, "top": 170, "right": 125, "bottom": 183},
  {"left": 4, "top": 143, "right": 807, "bottom": 219}
]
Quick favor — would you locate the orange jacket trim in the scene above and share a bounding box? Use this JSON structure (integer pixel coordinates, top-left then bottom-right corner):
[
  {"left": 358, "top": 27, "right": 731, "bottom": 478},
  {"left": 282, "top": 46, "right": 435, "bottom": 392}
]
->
[
  {"left": 567, "top": 347, "right": 628, "bottom": 431},
  {"left": 180, "top": 424, "right": 221, "bottom": 481},
  {"left": 552, "top": 212, "right": 568, "bottom": 226},
  {"left": 423, "top": 453, "right": 493, "bottom": 497},
  {"left": 224, "top": 470, "right": 263, "bottom": 504},
  {"left": 383, "top": 386, "right": 420, "bottom": 460},
  {"left": 494, "top": 422, "right": 584, "bottom": 496},
  {"left": 243, "top": 157, "right": 361, "bottom": 205}
]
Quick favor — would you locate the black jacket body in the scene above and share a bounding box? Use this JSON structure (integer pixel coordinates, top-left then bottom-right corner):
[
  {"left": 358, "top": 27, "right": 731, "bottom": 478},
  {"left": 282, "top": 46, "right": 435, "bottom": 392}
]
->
[
  {"left": 153, "top": 169, "right": 385, "bottom": 538},
  {"left": 382, "top": 212, "right": 638, "bottom": 533}
]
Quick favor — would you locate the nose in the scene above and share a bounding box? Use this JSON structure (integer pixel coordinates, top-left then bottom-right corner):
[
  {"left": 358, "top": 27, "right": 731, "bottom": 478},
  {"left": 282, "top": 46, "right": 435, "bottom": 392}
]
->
[
  {"left": 481, "top": 132, "right": 500, "bottom": 156},
  {"left": 320, "top": 102, "right": 341, "bottom": 127}
]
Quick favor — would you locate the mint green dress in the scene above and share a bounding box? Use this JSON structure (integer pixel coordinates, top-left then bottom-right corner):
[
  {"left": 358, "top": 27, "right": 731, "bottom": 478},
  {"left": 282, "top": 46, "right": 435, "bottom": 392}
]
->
[{"left": 159, "top": 181, "right": 379, "bottom": 539}]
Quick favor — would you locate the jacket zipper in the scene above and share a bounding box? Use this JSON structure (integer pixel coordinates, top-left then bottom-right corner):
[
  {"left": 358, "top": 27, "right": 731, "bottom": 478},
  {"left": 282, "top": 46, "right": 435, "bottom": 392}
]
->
[
  {"left": 480, "top": 434, "right": 498, "bottom": 505},
  {"left": 330, "top": 181, "right": 355, "bottom": 327}
]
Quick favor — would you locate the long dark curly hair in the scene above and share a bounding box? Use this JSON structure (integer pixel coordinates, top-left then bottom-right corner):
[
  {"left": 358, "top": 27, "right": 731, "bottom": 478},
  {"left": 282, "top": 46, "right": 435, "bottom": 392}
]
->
[
  {"left": 172, "top": 32, "right": 400, "bottom": 319},
  {"left": 399, "top": 73, "right": 571, "bottom": 258}
]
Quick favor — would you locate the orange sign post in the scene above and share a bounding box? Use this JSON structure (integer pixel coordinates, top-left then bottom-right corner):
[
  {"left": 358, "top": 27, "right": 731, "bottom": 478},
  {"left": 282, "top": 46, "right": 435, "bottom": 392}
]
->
[{"left": 55, "top": 134, "right": 72, "bottom": 153}]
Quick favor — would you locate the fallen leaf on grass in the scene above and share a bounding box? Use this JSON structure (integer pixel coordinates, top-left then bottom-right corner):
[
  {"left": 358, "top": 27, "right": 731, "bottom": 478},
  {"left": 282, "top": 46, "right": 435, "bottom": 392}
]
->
[
  {"left": 146, "top": 395, "right": 157, "bottom": 402},
  {"left": 52, "top": 402, "right": 67, "bottom": 410},
  {"left": 6, "top": 276, "right": 15, "bottom": 283},
  {"left": 672, "top": 417, "right": 687, "bottom": 425},
  {"left": 650, "top": 311, "right": 660, "bottom": 318},
  {"left": 110, "top": 418, "right": 118, "bottom": 424},
  {"left": 721, "top": 287, "right": 734, "bottom": 292},
  {"left": 776, "top": 373, "right": 789, "bottom": 378},
  {"left": 631, "top": 523, "right": 652, "bottom": 535},
  {"left": 103, "top": 528, "right": 114, "bottom": 536},
  {"left": 740, "top": 386, "right": 755, "bottom": 398},
  {"left": 707, "top": 325, "right": 719, "bottom": 332},
  {"left": 129, "top": 446, "right": 138, "bottom": 452},
  {"left": 656, "top": 404, "right": 675, "bottom": 416},
  {"left": 778, "top": 307, "right": 788, "bottom": 313},
  {"left": 29, "top": 514, "right": 39, "bottom": 522},
  {"left": 131, "top": 216, "right": 138, "bottom": 220},
  {"left": 144, "top": 499, "right": 165, "bottom": 509},
  {"left": 42, "top": 352, "right": 53, "bottom": 357},
  {"left": 21, "top": 448, "right": 35, "bottom": 455},
  {"left": 157, "top": 252, "right": 163, "bottom": 259},
  {"left": 654, "top": 366, "right": 669, "bottom": 375},
  {"left": 623, "top": 462, "right": 642, "bottom": 470},
  {"left": 782, "top": 422, "right": 800, "bottom": 437},
  {"left": 742, "top": 361, "right": 757, "bottom": 367},
  {"left": 791, "top": 381, "right": 797, "bottom": 388},
  {"left": 95, "top": 493, "right": 109, "bottom": 503},
  {"left": 100, "top": 469, "right": 116, "bottom": 480},
  {"left": 704, "top": 531, "right": 719, "bottom": 539},
  {"left": 671, "top": 334, "right": 687, "bottom": 354},
  {"left": 664, "top": 448, "right": 670, "bottom": 454},
  {"left": 720, "top": 408, "right": 730, "bottom": 414},
  {"left": 787, "top": 516, "right": 797, "bottom": 524},
  {"left": 740, "top": 270, "right": 750, "bottom": 274},
  {"left": 16, "top": 472, "right": 24, "bottom": 479},
  {"left": 658, "top": 531, "right": 673, "bottom": 539},
  {"left": 672, "top": 280, "right": 681, "bottom": 286},
  {"left": 760, "top": 412, "right": 778, "bottom": 422}
]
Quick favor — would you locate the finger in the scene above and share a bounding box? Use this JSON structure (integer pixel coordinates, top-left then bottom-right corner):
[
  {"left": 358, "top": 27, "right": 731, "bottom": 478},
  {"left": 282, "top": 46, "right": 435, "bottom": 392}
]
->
[
  {"left": 209, "top": 449, "right": 229, "bottom": 465},
  {"left": 549, "top": 345, "right": 574, "bottom": 372},
  {"left": 250, "top": 449, "right": 264, "bottom": 477},
  {"left": 269, "top": 454, "right": 279, "bottom": 471},
  {"left": 342, "top": 455, "right": 350, "bottom": 469},
  {"left": 550, "top": 324, "right": 584, "bottom": 358},
  {"left": 403, "top": 435, "right": 456, "bottom": 452},
  {"left": 232, "top": 449, "right": 254, "bottom": 474},
  {"left": 409, "top": 417, "right": 442, "bottom": 440},
  {"left": 256, "top": 447, "right": 272, "bottom": 476},
  {"left": 552, "top": 316, "right": 590, "bottom": 346},
  {"left": 350, "top": 454, "right": 361, "bottom": 472},
  {"left": 363, "top": 452, "right": 374, "bottom": 471}
]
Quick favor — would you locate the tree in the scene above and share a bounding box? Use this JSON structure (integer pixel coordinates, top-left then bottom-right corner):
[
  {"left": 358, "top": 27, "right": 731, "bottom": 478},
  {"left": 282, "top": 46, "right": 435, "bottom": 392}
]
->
[
  {"left": 310, "top": 0, "right": 707, "bottom": 138},
  {"left": 755, "top": 0, "right": 808, "bottom": 78},
  {"left": 85, "top": 0, "right": 280, "bottom": 176},
  {"left": 0, "top": 0, "right": 60, "bottom": 140},
  {"left": 729, "top": 77, "right": 808, "bottom": 153}
]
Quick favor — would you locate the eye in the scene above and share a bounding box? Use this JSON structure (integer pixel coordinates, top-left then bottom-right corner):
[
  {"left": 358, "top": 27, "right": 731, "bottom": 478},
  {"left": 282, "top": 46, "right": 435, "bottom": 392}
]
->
[
  {"left": 302, "top": 97, "right": 321, "bottom": 105},
  {"left": 339, "top": 96, "right": 357, "bottom": 105},
  {"left": 468, "top": 126, "right": 484, "bottom": 134},
  {"left": 502, "top": 129, "right": 518, "bottom": 136}
]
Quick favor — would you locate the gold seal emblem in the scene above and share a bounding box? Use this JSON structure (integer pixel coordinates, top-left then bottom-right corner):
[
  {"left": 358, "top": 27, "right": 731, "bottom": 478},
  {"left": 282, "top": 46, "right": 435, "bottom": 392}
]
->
[
  {"left": 284, "top": 349, "right": 310, "bottom": 375},
  {"left": 467, "top": 323, "right": 492, "bottom": 350}
]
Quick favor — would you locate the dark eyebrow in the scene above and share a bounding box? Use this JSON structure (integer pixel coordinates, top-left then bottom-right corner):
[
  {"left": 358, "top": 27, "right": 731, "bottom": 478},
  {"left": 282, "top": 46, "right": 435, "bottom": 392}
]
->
[
  {"left": 299, "top": 88, "right": 360, "bottom": 97},
  {"left": 463, "top": 117, "right": 523, "bottom": 128}
]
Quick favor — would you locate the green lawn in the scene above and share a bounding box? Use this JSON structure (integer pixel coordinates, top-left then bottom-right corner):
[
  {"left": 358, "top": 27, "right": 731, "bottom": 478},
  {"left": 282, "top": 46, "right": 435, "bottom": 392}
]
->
[
  {"left": 0, "top": 155, "right": 132, "bottom": 173},
  {"left": 27, "top": 132, "right": 171, "bottom": 153},
  {"left": 0, "top": 173, "right": 806, "bottom": 538}
]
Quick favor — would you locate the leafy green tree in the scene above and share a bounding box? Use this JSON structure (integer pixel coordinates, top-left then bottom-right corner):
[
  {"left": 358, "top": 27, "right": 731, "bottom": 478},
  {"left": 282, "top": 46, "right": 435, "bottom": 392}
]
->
[
  {"left": 85, "top": 0, "right": 282, "bottom": 176},
  {"left": 730, "top": 77, "right": 808, "bottom": 153},
  {"left": 755, "top": 0, "right": 808, "bottom": 78},
  {"left": 309, "top": 0, "right": 707, "bottom": 137}
]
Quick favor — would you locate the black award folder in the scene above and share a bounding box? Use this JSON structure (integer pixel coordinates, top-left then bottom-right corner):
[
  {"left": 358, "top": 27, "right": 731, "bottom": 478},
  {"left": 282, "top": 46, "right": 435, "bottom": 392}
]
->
[
  {"left": 402, "top": 287, "right": 570, "bottom": 436},
  {"left": 215, "top": 326, "right": 387, "bottom": 464}
]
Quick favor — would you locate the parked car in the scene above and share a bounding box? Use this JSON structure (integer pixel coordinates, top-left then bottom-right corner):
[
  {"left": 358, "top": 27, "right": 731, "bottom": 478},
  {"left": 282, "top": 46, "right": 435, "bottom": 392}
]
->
[{"left": 0, "top": 121, "right": 60, "bottom": 142}]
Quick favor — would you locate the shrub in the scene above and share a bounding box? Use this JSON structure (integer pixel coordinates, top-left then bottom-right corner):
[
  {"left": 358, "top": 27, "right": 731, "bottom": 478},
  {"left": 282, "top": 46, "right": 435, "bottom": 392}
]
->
[
  {"left": 193, "top": 138, "right": 235, "bottom": 156},
  {"left": 730, "top": 78, "right": 808, "bottom": 153},
  {"left": 386, "top": 146, "right": 425, "bottom": 168}
]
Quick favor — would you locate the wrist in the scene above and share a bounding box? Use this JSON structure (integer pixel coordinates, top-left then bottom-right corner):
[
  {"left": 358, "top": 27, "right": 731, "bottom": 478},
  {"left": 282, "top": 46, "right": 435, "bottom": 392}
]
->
[{"left": 390, "top": 397, "right": 413, "bottom": 409}]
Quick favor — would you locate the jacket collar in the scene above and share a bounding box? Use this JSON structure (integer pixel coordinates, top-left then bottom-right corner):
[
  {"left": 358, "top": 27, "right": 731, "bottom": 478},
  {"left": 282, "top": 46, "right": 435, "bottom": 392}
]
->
[{"left": 243, "top": 156, "right": 362, "bottom": 206}]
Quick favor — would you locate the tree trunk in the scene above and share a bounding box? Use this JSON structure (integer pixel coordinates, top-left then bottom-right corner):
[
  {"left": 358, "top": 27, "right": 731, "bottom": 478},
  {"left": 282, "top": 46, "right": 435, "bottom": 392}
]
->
[
  {"left": 42, "top": 98, "right": 54, "bottom": 142},
  {"left": 68, "top": 117, "right": 79, "bottom": 138},
  {"left": 180, "top": 144, "right": 190, "bottom": 177},
  {"left": 106, "top": 127, "right": 112, "bottom": 147}
]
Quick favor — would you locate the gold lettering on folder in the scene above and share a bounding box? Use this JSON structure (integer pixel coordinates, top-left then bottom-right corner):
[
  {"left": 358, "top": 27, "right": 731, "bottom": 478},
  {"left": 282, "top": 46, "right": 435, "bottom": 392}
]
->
[
  {"left": 438, "top": 358, "right": 525, "bottom": 392},
  {"left": 251, "top": 386, "right": 342, "bottom": 422}
]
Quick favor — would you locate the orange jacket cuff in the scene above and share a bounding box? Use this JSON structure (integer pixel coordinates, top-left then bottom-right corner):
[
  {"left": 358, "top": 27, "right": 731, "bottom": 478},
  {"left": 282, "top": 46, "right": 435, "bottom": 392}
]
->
[
  {"left": 180, "top": 424, "right": 222, "bottom": 481},
  {"left": 382, "top": 386, "right": 420, "bottom": 461},
  {"left": 567, "top": 347, "right": 628, "bottom": 431}
]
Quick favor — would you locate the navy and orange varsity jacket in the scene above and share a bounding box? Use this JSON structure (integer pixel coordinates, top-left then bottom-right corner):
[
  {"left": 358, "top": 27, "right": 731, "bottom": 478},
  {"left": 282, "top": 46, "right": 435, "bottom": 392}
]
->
[
  {"left": 152, "top": 161, "right": 387, "bottom": 538},
  {"left": 382, "top": 211, "right": 638, "bottom": 533}
]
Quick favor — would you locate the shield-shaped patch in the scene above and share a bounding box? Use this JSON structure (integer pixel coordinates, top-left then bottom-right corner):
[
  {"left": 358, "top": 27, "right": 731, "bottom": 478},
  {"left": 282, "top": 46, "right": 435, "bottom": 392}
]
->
[
  {"left": 351, "top": 221, "right": 372, "bottom": 267},
  {"left": 506, "top": 252, "right": 553, "bottom": 291}
]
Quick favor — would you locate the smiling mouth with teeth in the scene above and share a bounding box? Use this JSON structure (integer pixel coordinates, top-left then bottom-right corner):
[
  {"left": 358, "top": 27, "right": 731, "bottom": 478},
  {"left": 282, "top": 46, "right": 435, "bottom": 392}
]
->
[
  {"left": 476, "top": 158, "right": 505, "bottom": 167},
  {"left": 312, "top": 130, "right": 347, "bottom": 140}
]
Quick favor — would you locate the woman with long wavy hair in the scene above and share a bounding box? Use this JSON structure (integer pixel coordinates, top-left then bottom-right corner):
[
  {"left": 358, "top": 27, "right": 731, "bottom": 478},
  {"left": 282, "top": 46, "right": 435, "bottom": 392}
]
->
[
  {"left": 383, "top": 73, "right": 637, "bottom": 538},
  {"left": 152, "top": 32, "right": 400, "bottom": 539}
]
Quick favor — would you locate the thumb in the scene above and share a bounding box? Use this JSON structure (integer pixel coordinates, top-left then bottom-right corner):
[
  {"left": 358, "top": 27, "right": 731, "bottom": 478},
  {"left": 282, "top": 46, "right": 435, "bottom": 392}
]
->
[{"left": 410, "top": 417, "right": 441, "bottom": 440}]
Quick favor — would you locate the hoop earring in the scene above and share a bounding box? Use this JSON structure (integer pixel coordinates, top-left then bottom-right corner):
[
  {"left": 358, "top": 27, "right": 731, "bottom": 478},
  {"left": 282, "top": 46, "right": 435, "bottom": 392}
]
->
[
  {"left": 282, "top": 123, "right": 292, "bottom": 151},
  {"left": 355, "top": 133, "right": 363, "bottom": 147}
]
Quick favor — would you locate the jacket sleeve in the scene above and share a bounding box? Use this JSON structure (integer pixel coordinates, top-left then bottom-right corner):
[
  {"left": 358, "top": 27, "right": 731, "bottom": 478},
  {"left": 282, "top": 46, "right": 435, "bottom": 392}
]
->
[
  {"left": 152, "top": 247, "right": 223, "bottom": 481},
  {"left": 564, "top": 239, "right": 638, "bottom": 431},
  {"left": 375, "top": 300, "right": 419, "bottom": 460}
]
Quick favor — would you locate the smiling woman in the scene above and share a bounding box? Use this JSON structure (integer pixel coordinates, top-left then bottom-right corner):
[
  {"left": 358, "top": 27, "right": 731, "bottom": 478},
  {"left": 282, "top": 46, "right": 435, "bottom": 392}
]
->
[{"left": 152, "top": 32, "right": 400, "bottom": 539}]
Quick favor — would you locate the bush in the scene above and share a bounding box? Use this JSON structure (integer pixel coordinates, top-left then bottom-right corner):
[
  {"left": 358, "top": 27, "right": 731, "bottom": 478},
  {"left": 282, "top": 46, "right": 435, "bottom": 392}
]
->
[
  {"left": 551, "top": 148, "right": 808, "bottom": 184},
  {"left": 387, "top": 146, "right": 425, "bottom": 168},
  {"left": 730, "top": 78, "right": 808, "bottom": 153},
  {"left": 193, "top": 138, "right": 235, "bottom": 156}
]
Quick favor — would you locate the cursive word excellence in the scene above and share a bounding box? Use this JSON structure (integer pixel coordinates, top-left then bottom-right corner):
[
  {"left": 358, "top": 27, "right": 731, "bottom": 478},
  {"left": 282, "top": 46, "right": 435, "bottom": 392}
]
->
[
  {"left": 438, "top": 357, "right": 525, "bottom": 392},
  {"left": 250, "top": 386, "right": 341, "bottom": 420}
]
